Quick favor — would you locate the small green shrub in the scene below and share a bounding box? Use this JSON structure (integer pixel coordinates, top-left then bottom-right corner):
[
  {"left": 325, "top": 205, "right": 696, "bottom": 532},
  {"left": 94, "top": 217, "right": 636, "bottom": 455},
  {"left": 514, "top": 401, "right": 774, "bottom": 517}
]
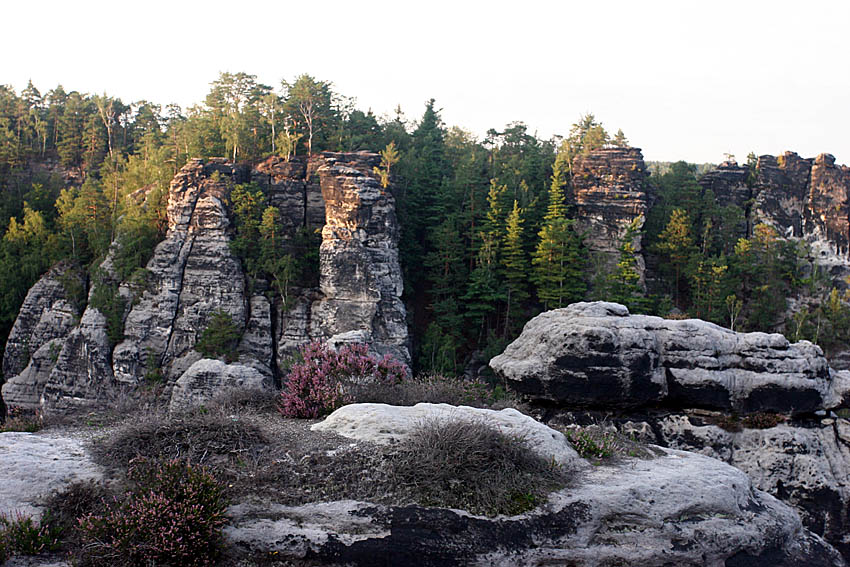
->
[
  {"left": 78, "top": 458, "right": 228, "bottom": 567},
  {"left": 565, "top": 428, "right": 618, "bottom": 460},
  {"left": 389, "top": 418, "right": 566, "bottom": 516},
  {"left": 0, "top": 510, "right": 62, "bottom": 556},
  {"left": 0, "top": 405, "right": 43, "bottom": 432},
  {"left": 195, "top": 310, "right": 241, "bottom": 362},
  {"left": 89, "top": 276, "right": 126, "bottom": 347},
  {"left": 144, "top": 348, "right": 163, "bottom": 383}
]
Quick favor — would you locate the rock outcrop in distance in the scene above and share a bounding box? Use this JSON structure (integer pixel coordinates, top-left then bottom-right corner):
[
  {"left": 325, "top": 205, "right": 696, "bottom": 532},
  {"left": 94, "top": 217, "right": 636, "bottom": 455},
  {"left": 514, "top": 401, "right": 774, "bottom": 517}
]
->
[
  {"left": 568, "top": 148, "right": 850, "bottom": 301},
  {"left": 491, "top": 302, "right": 850, "bottom": 560},
  {"left": 0, "top": 153, "right": 409, "bottom": 412},
  {"left": 569, "top": 147, "right": 649, "bottom": 277}
]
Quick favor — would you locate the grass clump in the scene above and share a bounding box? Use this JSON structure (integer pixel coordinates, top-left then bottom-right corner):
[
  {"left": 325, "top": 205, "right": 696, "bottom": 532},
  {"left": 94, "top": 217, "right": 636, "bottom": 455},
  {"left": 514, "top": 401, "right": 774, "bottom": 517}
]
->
[
  {"left": 741, "top": 412, "right": 786, "bottom": 429},
  {"left": 78, "top": 458, "right": 228, "bottom": 566},
  {"left": 388, "top": 418, "right": 567, "bottom": 516},
  {"left": 91, "top": 408, "right": 267, "bottom": 478},
  {"left": 0, "top": 405, "right": 43, "bottom": 432},
  {"left": 557, "top": 424, "right": 654, "bottom": 463}
]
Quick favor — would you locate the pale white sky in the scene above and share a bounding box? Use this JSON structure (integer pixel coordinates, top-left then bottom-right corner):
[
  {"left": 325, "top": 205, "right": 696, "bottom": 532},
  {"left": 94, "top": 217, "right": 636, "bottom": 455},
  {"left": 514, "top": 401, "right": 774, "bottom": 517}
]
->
[{"left": 4, "top": 0, "right": 848, "bottom": 164}]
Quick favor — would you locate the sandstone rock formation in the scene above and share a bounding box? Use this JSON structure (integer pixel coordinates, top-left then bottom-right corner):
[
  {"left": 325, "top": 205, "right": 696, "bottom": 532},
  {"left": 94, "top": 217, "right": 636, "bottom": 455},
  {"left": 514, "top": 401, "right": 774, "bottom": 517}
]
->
[
  {"left": 312, "top": 402, "right": 583, "bottom": 466},
  {"left": 492, "top": 301, "right": 850, "bottom": 560},
  {"left": 169, "top": 358, "right": 273, "bottom": 412},
  {"left": 569, "top": 147, "right": 648, "bottom": 274},
  {"left": 308, "top": 152, "right": 409, "bottom": 364},
  {"left": 0, "top": 431, "right": 102, "bottom": 519},
  {"left": 1, "top": 262, "right": 83, "bottom": 406},
  {"left": 491, "top": 302, "right": 845, "bottom": 415},
  {"left": 2, "top": 153, "right": 409, "bottom": 413},
  {"left": 229, "top": 409, "right": 843, "bottom": 566}
]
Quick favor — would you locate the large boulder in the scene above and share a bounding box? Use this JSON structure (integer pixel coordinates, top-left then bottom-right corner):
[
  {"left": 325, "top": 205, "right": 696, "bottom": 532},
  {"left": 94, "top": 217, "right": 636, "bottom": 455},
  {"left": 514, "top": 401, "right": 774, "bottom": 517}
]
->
[
  {"left": 169, "top": 358, "right": 273, "bottom": 412},
  {"left": 491, "top": 302, "right": 843, "bottom": 415},
  {"left": 615, "top": 412, "right": 850, "bottom": 560},
  {"left": 312, "top": 402, "right": 583, "bottom": 467}
]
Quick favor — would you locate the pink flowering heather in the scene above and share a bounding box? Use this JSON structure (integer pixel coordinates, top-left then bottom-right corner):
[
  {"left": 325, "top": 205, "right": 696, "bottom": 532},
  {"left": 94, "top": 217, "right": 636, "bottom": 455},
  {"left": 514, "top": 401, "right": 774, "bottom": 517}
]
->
[
  {"left": 279, "top": 341, "right": 408, "bottom": 418},
  {"left": 77, "top": 458, "right": 227, "bottom": 567}
]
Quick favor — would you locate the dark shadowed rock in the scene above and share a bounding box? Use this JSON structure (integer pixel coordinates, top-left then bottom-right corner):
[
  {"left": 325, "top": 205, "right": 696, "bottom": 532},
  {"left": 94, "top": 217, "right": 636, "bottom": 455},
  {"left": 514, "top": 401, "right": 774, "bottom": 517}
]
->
[
  {"left": 490, "top": 302, "right": 844, "bottom": 415},
  {"left": 1, "top": 262, "right": 83, "bottom": 406}
]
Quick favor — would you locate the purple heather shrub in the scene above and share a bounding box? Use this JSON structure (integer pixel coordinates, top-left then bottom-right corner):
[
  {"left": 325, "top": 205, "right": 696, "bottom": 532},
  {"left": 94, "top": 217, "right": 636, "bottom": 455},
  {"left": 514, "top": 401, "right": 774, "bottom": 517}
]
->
[
  {"left": 77, "top": 458, "right": 227, "bottom": 567},
  {"left": 279, "top": 341, "right": 408, "bottom": 418}
]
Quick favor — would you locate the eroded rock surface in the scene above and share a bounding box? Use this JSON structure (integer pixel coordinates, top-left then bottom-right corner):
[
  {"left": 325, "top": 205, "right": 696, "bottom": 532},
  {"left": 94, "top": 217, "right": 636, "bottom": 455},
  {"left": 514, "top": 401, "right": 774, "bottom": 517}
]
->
[
  {"left": 227, "top": 444, "right": 842, "bottom": 566},
  {"left": 569, "top": 147, "right": 648, "bottom": 275},
  {"left": 1, "top": 263, "right": 83, "bottom": 406},
  {"left": 491, "top": 302, "right": 842, "bottom": 415},
  {"left": 493, "top": 302, "right": 850, "bottom": 560},
  {"left": 169, "top": 358, "right": 273, "bottom": 412},
  {"left": 2, "top": 154, "right": 409, "bottom": 413},
  {"left": 0, "top": 431, "right": 102, "bottom": 519}
]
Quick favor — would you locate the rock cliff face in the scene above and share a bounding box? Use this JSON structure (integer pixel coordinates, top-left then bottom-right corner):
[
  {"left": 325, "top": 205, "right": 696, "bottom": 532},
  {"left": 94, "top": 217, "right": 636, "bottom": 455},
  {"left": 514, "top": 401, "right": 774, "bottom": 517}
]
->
[
  {"left": 568, "top": 147, "right": 648, "bottom": 273},
  {"left": 2, "top": 153, "right": 409, "bottom": 412},
  {"left": 737, "top": 151, "right": 850, "bottom": 282},
  {"left": 492, "top": 302, "right": 850, "bottom": 559}
]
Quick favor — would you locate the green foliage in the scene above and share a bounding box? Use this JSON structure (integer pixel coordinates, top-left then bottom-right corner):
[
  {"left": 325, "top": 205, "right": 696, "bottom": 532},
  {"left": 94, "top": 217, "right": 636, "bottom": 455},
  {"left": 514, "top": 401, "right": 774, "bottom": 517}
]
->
[
  {"left": 195, "top": 310, "right": 241, "bottom": 362},
  {"left": 0, "top": 511, "right": 62, "bottom": 557},
  {"left": 89, "top": 272, "right": 126, "bottom": 347}
]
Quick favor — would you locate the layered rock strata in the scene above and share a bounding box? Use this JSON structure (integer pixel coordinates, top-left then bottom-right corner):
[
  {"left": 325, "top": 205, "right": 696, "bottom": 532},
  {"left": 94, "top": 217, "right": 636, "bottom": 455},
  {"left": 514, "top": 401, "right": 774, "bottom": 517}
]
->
[
  {"left": 227, "top": 405, "right": 844, "bottom": 566},
  {"left": 1, "top": 262, "right": 83, "bottom": 406},
  {"left": 492, "top": 301, "right": 850, "bottom": 560},
  {"left": 491, "top": 302, "right": 846, "bottom": 414},
  {"left": 568, "top": 147, "right": 648, "bottom": 273}
]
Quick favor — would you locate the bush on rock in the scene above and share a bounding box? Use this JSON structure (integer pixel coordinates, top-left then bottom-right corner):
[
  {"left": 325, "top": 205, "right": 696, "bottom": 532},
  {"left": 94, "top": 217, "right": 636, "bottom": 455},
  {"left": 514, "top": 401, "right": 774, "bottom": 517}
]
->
[
  {"left": 279, "top": 341, "right": 407, "bottom": 418},
  {"left": 77, "top": 458, "right": 227, "bottom": 567}
]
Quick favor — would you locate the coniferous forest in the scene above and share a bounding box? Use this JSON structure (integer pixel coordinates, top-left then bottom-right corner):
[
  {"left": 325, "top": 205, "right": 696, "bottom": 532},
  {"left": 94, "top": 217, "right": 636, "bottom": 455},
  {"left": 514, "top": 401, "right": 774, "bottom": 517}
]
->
[{"left": 0, "top": 72, "right": 847, "bottom": 376}]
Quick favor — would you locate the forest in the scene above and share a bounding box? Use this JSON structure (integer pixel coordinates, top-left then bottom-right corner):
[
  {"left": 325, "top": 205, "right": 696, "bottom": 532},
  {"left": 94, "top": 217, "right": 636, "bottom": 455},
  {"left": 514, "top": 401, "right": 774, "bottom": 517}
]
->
[{"left": 0, "top": 72, "right": 848, "bottom": 376}]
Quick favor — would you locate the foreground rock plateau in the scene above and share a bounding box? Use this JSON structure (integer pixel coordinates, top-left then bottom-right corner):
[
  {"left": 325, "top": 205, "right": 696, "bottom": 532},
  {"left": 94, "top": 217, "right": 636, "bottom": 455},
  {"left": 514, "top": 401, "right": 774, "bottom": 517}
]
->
[{"left": 492, "top": 301, "right": 850, "bottom": 560}]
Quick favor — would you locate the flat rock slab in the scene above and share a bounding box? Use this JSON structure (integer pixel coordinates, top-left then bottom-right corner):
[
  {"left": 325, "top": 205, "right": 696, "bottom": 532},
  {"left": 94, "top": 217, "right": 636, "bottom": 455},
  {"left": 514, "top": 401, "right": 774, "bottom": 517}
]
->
[
  {"left": 311, "top": 402, "right": 584, "bottom": 467},
  {"left": 226, "top": 447, "right": 844, "bottom": 566},
  {"left": 0, "top": 431, "right": 102, "bottom": 518}
]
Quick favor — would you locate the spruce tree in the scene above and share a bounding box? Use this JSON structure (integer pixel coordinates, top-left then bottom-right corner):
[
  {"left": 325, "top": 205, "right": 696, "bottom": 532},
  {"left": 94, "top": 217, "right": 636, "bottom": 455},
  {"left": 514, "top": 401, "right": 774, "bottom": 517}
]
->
[{"left": 501, "top": 200, "right": 528, "bottom": 336}]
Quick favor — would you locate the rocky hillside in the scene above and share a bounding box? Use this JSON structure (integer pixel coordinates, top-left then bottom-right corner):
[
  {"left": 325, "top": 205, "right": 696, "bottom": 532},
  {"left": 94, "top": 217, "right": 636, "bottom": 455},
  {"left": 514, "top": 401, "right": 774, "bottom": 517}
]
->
[{"left": 0, "top": 152, "right": 409, "bottom": 412}]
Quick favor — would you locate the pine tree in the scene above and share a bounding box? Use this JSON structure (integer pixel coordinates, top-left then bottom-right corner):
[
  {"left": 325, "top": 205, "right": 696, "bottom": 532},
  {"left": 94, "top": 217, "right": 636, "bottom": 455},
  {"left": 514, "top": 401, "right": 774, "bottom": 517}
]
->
[
  {"left": 655, "top": 208, "right": 696, "bottom": 309},
  {"left": 501, "top": 200, "right": 528, "bottom": 336},
  {"left": 532, "top": 148, "right": 587, "bottom": 309}
]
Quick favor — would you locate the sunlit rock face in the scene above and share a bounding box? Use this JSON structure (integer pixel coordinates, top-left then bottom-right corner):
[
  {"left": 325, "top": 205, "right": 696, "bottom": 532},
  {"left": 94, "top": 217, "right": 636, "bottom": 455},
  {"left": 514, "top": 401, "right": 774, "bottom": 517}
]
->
[
  {"left": 569, "top": 147, "right": 649, "bottom": 279},
  {"left": 2, "top": 153, "right": 409, "bottom": 413}
]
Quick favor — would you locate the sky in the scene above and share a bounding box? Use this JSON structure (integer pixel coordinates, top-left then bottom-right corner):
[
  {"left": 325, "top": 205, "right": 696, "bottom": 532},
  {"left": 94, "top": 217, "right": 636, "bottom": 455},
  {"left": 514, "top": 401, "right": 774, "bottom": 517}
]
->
[{"left": 3, "top": 0, "right": 849, "bottom": 164}]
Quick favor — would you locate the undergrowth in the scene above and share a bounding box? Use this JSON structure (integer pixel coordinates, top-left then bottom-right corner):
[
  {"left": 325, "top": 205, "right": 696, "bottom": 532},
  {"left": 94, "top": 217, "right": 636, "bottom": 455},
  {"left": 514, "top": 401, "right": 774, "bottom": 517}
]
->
[
  {"left": 78, "top": 458, "right": 228, "bottom": 566},
  {"left": 388, "top": 418, "right": 567, "bottom": 516}
]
